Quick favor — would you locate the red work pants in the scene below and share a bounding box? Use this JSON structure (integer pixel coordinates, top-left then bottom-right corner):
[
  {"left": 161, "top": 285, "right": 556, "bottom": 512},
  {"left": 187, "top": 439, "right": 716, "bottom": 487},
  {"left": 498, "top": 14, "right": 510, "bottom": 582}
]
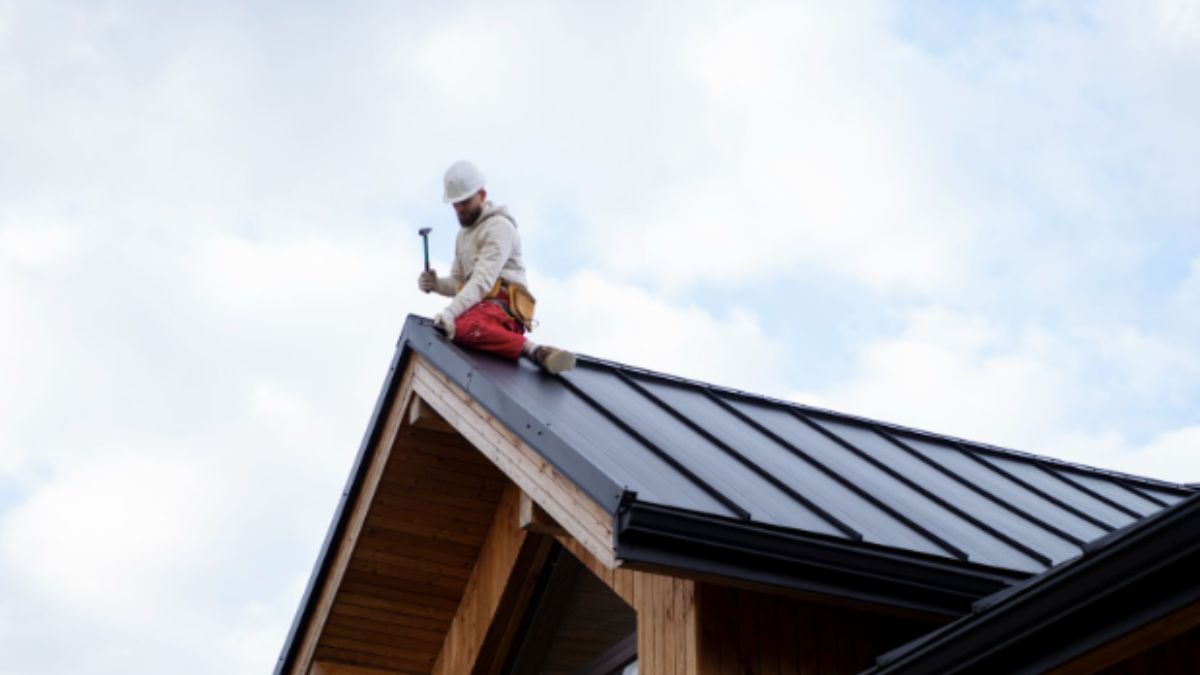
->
[{"left": 452, "top": 292, "right": 526, "bottom": 360}]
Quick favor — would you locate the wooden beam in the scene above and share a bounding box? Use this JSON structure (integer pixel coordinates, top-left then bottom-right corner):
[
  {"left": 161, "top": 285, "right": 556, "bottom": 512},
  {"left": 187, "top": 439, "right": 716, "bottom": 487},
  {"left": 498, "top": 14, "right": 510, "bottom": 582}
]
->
[
  {"left": 431, "top": 483, "right": 553, "bottom": 675},
  {"left": 409, "top": 355, "right": 617, "bottom": 568},
  {"left": 290, "top": 363, "right": 418, "bottom": 675},
  {"left": 406, "top": 394, "right": 457, "bottom": 434},
  {"left": 519, "top": 490, "right": 567, "bottom": 536}
]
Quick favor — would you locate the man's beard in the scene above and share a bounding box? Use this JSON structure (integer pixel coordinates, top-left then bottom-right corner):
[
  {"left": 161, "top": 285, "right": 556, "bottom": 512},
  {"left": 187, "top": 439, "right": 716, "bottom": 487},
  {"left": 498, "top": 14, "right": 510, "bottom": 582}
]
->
[{"left": 457, "top": 203, "right": 483, "bottom": 226}]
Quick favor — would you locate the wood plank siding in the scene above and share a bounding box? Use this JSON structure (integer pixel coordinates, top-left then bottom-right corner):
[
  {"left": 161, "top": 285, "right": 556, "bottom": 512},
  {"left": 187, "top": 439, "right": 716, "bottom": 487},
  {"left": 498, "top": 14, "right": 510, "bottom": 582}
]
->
[{"left": 560, "top": 534, "right": 938, "bottom": 675}]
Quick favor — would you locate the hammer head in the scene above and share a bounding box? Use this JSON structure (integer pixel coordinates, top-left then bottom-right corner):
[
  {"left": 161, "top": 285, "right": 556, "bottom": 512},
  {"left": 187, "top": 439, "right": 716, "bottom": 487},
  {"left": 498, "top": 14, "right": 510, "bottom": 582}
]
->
[{"left": 418, "top": 227, "right": 431, "bottom": 236}]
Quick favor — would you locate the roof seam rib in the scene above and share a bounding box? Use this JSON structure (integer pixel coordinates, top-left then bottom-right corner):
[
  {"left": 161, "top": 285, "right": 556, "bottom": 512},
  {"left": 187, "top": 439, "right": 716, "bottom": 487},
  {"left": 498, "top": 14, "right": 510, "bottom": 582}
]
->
[
  {"left": 956, "top": 444, "right": 1117, "bottom": 533},
  {"left": 556, "top": 371, "right": 752, "bottom": 520},
  {"left": 613, "top": 370, "right": 863, "bottom": 541},
  {"left": 701, "top": 389, "right": 968, "bottom": 561},
  {"left": 875, "top": 429, "right": 1087, "bottom": 550},
  {"left": 1117, "top": 480, "right": 1170, "bottom": 508},
  {"left": 1039, "top": 466, "right": 1143, "bottom": 519},
  {"left": 799, "top": 415, "right": 1053, "bottom": 569}
]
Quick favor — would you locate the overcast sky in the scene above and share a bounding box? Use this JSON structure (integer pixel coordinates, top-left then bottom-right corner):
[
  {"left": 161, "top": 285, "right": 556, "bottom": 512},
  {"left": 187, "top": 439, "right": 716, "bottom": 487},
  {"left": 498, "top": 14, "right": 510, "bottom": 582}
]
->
[{"left": 2, "top": 1, "right": 1198, "bottom": 672}]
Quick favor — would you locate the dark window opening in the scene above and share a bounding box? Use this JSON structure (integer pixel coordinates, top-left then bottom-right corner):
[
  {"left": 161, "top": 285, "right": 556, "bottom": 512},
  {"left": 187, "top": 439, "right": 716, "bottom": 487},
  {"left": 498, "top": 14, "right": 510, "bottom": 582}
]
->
[{"left": 503, "top": 544, "right": 637, "bottom": 675}]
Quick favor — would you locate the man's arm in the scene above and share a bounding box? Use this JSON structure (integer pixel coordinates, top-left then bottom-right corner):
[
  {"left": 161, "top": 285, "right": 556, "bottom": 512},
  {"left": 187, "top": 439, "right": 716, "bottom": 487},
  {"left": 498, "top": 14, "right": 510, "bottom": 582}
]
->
[{"left": 440, "top": 219, "right": 515, "bottom": 322}]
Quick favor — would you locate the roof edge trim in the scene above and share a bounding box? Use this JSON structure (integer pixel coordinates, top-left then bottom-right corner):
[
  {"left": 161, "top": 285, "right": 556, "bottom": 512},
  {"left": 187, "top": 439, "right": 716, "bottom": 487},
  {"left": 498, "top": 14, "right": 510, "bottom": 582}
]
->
[{"left": 616, "top": 502, "right": 1028, "bottom": 616}]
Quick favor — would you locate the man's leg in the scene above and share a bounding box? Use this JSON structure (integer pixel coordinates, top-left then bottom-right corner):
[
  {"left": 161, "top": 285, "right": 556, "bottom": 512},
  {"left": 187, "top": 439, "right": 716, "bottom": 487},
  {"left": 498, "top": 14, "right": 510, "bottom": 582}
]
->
[
  {"left": 451, "top": 302, "right": 576, "bottom": 374},
  {"left": 452, "top": 302, "right": 525, "bottom": 360}
]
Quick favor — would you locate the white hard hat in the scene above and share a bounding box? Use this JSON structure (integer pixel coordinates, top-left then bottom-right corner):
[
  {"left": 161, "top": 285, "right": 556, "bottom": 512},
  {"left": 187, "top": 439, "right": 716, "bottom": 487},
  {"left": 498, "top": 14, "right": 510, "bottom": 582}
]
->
[{"left": 442, "top": 160, "right": 486, "bottom": 204}]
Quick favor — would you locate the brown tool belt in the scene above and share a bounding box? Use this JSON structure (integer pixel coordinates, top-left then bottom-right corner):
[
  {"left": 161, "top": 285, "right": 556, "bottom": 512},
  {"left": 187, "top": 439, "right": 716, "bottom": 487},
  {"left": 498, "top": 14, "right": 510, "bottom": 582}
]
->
[{"left": 486, "top": 278, "right": 537, "bottom": 332}]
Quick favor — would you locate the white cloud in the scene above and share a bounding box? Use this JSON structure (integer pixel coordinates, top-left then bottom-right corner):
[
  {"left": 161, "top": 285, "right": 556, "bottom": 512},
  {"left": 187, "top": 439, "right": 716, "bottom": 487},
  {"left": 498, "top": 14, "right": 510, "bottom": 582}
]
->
[
  {"left": 1050, "top": 425, "right": 1200, "bottom": 483},
  {"left": 529, "top": 270, "right": 789, "bottom": 395},
  {"left": 791, "top": 306, "right": 1073, "bottom": 450},
  {"left": 1, "top": 449, "right": 223, "bottom": 616},
  {"left": 792, "top": 305, "right": 1200, "bottom": 480},
  {"left": 1, "top": 1, "right": 1198, "bottom": 673}
]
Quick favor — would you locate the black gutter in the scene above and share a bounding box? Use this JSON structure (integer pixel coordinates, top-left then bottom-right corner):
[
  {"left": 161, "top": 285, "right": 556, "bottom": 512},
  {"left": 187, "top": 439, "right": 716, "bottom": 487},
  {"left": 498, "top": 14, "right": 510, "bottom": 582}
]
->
[
  {"left": 616, "top": 502, "right": 1029, "bottom": 617},
  {"left": 865, "top": 492, "right": 1200, "bottom": 674}
]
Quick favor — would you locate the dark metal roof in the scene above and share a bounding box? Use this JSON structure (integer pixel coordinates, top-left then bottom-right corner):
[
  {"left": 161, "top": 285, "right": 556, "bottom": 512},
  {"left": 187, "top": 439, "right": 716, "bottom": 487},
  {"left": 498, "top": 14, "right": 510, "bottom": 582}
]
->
[
  {"left": 276, "top": 315, "right": 1195, "bottom": 672},
  {"left": 404, "top": 316, "right": 1189, "bottom": 572},
  {"left": 864, "top": 491, "right": 1200, "bottom": 674}
]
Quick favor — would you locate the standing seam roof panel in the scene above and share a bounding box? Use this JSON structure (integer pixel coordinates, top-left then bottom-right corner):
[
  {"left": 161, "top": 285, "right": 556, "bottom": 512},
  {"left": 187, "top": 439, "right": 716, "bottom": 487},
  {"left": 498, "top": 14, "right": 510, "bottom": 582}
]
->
[
  {"left": 628, "top": 376, "right": 849, "bottom": 537},
  {"left": 826, "top": 420, "right": 1077, "bottom": 569},
  {"left": 719, "top": 397, "right": 958, "bottom": 558},
  {"left": 690, "top": 394, "right": 948, "bottom": 556},
  {"left": 801, "top": 416, "right": 1046, "bottom": 571},
  {"left": 1142, "top": 487, "right": 1187, "bottom": 505},
  {"left": 987, "top": 456, "right": 1136, "bottom": 529},
  {"left": 1066, "top": 472, "right": 1167, "bottom": 516},
  {"left": 747, "top": 406, "right": 1042, "bottom": 572},
  {"left": 559, "top": 365, "right": 752, "bottom": 517},
  {"left": 900, "top": 437, "right": 1110, "bottom": 541},
  {"left": 570, "top": 367, "right": 842, "bottom": 531},
  {"left": 477, "top": 359, "right": 726, "bottom": 513}
]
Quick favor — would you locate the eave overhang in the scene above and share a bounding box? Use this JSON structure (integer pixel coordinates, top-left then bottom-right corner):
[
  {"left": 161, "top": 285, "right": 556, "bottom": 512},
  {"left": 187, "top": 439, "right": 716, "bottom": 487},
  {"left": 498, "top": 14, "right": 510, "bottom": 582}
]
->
[{"left": 617, "top": 502, "right": 1028, "bottom": 617}]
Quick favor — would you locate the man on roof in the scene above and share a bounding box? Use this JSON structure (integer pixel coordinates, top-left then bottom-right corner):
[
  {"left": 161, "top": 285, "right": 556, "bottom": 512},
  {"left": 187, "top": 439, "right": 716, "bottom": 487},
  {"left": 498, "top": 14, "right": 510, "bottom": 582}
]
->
[{"left": 418, "top": 160, "right": 577, "bottom": 374}]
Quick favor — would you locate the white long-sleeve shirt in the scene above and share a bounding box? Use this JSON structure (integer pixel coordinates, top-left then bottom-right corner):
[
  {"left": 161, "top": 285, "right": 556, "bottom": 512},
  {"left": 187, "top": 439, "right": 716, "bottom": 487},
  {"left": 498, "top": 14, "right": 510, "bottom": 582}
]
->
[{"left": 434, "top": 202, "right": 530, "bottom": 321}]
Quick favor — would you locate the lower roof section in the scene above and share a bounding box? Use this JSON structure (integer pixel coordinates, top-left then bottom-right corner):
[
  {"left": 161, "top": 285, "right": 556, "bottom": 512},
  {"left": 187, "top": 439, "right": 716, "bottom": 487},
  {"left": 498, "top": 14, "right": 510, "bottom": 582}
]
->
[{"left": 866, "top": 492, "right": 1200, "bottom": 673}]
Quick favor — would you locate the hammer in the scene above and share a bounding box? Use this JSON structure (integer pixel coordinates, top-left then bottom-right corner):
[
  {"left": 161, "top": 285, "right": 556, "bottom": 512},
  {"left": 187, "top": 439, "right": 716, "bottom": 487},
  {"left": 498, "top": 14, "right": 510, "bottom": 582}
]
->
[{"left": 418, "top": 227, "right": 432, "bottom": 271}]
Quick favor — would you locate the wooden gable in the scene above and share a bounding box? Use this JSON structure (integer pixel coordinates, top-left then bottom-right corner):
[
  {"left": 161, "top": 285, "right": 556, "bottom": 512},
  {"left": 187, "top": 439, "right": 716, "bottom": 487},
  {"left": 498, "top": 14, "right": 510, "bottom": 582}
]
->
[{"left": 285, "top": 353, "right": 946, "bottom": 675}]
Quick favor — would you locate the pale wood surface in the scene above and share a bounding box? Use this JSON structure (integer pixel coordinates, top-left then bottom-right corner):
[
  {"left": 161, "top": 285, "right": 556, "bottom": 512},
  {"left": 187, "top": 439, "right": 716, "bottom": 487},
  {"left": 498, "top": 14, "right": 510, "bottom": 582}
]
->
[
  {"left": 519, "top": 490, "right": 567, "bottom": 536},
  {"left": 409, "top": 356, "right": 616, "bottom": 568}
]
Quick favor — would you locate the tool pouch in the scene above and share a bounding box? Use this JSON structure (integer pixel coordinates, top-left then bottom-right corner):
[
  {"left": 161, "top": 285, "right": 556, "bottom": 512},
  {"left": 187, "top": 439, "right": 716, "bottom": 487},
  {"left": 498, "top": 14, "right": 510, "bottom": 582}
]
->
[{"left": 486, "top": 278, "right": 537, "bottom": 332}]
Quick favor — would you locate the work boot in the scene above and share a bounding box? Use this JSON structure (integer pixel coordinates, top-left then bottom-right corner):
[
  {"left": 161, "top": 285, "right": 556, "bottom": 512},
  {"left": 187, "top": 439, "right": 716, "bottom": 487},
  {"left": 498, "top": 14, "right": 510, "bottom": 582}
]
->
[{"left": 532, "top": 345, "right": 577, "bottom": 374}]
